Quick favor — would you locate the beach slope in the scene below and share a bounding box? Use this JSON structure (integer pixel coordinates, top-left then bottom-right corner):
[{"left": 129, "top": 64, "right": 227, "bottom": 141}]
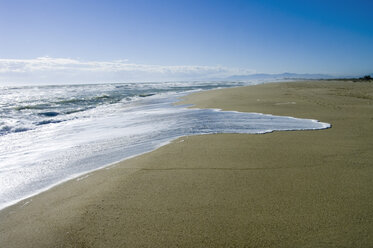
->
[{"left": 0, "top": 81, "right": 372, "bottom": 247}]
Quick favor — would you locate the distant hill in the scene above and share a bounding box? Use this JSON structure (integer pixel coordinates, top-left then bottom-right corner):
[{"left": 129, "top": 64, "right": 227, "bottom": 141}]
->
[{"left": 223, "top": 73, "right": 333, "bottom": 81}]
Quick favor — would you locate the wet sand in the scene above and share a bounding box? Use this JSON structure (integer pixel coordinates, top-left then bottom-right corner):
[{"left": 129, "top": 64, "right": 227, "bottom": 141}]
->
[{"left": 0, "top": 80, "right": 372, "bottom": 247}]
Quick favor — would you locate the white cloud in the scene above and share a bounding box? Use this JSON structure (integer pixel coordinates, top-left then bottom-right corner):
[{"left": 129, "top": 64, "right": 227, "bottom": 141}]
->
[{"left": 0, "top": 57, "right": 256, "bottom": 85}]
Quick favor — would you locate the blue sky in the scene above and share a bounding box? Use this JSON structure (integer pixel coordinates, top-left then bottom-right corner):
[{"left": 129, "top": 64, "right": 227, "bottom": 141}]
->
[{"left": 0, "top": 0, "right": 372, "bottom": 84}]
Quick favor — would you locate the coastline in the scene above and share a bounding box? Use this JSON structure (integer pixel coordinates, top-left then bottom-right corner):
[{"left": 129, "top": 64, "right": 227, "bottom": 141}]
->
[
  {"left": 0, "top": 81, "right": 329, "bottom": 212},
  {"left": 1, "top": 80, "right": 372, "bottom": 247}
]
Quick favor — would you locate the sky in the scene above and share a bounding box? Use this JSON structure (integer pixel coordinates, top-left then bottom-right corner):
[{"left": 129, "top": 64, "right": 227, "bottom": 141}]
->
[{"left": 0, "top": 0, "right": 372, "bottom": 84}]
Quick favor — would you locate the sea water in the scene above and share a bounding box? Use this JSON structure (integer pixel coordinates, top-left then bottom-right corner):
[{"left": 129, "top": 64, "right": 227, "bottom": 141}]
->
[{"left": 0, "top": 81, "right": 330, "bottom": 210}]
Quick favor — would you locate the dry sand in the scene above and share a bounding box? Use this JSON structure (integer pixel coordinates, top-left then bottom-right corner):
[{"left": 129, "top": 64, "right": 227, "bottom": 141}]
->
[{"left": 0, "top": 80, "right": 372, "bottom": 247}]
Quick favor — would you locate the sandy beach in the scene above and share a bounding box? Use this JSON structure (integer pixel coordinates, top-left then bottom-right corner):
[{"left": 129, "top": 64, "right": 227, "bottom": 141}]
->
[{"left": 0, "top": 80, "right": 372, "bottom": 247}]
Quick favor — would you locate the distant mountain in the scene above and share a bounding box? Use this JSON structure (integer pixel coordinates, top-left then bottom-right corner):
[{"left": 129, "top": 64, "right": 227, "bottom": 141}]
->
[{"left": 223, "top": 73, "right": 333, "bottom": 81}]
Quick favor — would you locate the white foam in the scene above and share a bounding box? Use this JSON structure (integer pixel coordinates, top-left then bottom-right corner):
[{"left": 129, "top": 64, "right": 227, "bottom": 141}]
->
[{"left": 0, "top": 83, "right": 331, "bottom": 211}]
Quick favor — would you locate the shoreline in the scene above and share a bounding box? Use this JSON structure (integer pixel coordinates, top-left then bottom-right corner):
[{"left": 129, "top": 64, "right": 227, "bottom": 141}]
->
[
  {"left": 1, "top": 80, "right": 372, "bottom": 247},
  {"left": 0, "top": 81, "right": 330, "bottom": 212}
]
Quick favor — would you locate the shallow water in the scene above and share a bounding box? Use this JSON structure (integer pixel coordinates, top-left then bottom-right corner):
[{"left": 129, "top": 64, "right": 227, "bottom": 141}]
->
[{"left": 0, "top": 81, "right": 330, "bottom": 210}]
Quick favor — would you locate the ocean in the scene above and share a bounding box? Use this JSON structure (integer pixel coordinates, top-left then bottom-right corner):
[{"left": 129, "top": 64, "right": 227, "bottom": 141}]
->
[{"left": 0, "top": 81, "right": 330, "bottom": 210}]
